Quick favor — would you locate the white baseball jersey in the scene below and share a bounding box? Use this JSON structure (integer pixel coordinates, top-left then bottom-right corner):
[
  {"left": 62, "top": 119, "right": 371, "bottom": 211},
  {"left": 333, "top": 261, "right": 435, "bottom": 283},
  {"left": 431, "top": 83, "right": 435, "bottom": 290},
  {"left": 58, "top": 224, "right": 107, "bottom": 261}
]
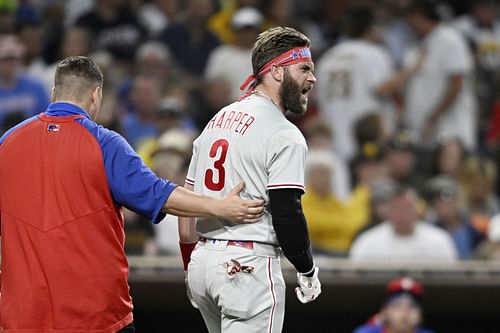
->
[
  {"left": 404, "top": 24, "right": 477, "bottom": 148},
  {"left": 186, "top": 93, "right": 307, "bottom": 245},
  {"left": 316, "top": 40, "right": 396, "bottom": 161}
]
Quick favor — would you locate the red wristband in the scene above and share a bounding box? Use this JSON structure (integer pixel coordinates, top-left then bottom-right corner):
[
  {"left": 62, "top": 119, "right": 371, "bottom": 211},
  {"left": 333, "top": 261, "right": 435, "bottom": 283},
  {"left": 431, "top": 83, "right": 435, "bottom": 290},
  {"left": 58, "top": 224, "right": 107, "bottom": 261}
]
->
[{"left": 179, "top": 242, "right": 197, "bottom": 271}]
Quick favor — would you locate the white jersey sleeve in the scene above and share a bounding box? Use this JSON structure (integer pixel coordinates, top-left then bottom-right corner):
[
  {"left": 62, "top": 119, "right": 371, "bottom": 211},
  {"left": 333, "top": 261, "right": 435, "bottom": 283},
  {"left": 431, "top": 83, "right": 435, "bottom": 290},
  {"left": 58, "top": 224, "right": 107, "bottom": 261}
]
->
[
  {"left": 266, "top": 128, "right": 307, "bottom": 192},
  {"left": 185, "top": 137, "right": 200, "bottom": 186},
  {"left": 437, "top": 28, "right": 473, "bottom": 74}
]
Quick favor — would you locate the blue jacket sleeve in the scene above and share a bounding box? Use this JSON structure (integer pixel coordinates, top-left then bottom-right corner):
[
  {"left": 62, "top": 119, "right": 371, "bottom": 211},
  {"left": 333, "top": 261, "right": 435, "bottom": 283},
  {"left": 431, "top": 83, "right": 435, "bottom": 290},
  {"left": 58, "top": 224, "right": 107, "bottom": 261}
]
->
[
  {"left": 79, "top": 119, "right": 178, "bottom": 223},
  {"left": 101, "top": 133, "right": 178, "bottom": 223}
]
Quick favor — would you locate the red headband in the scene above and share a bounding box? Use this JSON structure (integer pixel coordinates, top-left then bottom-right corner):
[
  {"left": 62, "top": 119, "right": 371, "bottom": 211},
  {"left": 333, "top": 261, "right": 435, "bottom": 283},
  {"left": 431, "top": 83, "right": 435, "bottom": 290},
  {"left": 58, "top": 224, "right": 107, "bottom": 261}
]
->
[{"left": 239, "top": 46, "right": 312, "bottom": 93}]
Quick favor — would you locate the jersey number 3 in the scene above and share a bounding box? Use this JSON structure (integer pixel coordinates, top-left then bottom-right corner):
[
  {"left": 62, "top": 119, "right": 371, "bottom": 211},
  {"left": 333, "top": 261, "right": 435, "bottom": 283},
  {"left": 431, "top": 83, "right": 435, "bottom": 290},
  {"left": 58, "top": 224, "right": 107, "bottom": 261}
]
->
[{"left": 204, "top": 139, "right": 229, "bottom": 191}]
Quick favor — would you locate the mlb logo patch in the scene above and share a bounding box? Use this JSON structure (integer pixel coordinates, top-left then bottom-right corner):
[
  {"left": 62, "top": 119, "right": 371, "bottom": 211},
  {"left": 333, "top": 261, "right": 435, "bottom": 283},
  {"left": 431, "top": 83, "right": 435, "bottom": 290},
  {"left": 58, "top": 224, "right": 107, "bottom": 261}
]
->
[
  {"left": 300, "top": 48, "right": 311, "bottom": 58},
  {"left": 47, "top": 124, "right": 60, "bottom": 132}
]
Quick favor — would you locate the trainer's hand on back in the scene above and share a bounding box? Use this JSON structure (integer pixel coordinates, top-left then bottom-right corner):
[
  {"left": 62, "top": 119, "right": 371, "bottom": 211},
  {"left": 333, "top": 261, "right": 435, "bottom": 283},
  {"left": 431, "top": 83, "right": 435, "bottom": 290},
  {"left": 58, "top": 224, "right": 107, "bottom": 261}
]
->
[
  {"left": 219, "top": 181, "right": 264, "bottom": 223},
  {"left": 295, "top": 267, "right": 321, "bottom": 304}
]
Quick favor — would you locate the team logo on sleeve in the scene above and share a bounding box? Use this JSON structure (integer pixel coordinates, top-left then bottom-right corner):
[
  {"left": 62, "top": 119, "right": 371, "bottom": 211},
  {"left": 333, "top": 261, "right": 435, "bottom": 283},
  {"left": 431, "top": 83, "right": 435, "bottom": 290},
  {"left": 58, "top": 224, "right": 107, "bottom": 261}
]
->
[{"left": 47, "top": 124, "right": 60, "bottom": 132}]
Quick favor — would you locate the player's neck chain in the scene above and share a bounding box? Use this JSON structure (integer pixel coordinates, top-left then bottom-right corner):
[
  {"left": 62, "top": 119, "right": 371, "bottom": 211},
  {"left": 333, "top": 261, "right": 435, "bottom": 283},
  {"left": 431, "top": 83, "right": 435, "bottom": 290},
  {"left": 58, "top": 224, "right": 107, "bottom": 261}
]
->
[{"left": 251, "top": 90, "right": 281, "bottom": 110}]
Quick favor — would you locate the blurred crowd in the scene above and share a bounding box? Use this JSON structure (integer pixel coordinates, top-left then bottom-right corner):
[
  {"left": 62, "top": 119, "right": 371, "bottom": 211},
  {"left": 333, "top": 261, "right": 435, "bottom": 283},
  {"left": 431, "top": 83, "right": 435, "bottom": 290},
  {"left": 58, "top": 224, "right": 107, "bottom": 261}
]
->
[{"left": 2, "top": 0, "right": 500, "bottom": 262}]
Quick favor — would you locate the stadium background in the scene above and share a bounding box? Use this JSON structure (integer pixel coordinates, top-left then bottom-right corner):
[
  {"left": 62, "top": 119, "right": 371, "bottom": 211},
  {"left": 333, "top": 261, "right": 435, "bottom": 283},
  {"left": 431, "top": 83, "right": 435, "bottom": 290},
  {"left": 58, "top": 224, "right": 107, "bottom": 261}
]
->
[{"left": 0, "top": 0, "right": 499, "bottom": 331}]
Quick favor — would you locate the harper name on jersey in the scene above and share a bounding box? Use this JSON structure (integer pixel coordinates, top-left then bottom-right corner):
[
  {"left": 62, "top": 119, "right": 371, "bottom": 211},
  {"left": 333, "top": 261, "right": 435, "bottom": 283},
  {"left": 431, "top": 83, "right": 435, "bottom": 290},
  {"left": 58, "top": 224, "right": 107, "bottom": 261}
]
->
[
  {"left": 187, "top": 93, "right": 307, "bottom": 245},
  {"left": 205, "top": 110, "right": 256, "bottom": 135}
]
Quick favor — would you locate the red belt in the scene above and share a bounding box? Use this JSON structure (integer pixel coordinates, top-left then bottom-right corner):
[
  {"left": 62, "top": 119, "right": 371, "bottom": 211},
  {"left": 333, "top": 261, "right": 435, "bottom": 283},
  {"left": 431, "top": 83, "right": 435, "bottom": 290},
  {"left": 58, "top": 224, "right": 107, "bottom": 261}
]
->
[{"left": 199, "top": 237, "right": 254, "bottom": 250}]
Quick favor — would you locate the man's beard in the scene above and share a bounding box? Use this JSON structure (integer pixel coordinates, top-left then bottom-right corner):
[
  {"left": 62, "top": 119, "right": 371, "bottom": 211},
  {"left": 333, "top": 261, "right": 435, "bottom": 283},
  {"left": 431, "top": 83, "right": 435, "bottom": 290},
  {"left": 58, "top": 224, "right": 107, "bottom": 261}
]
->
[{"left": 279, "top": 69, "right": 308, "bottom": 115}]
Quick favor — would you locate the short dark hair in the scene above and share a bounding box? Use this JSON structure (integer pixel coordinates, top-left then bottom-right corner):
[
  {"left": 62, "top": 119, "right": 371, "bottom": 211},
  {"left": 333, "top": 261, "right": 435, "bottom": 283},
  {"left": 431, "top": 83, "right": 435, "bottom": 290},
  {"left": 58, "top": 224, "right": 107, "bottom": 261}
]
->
[
  {"left": 354, "top": 112, "right": 383, "bottom": 147},
  {"left": 405, "top": 0, "right": 441, "bottom": 21},
  {"left": 343, "top": 6, "right": 375, "bottom": 38},
  {"left": 54, "top": 56, "right": 103, "bottom": 99},
  {"left": 251, "top": 26, "right": 310, "bottom": 86}
]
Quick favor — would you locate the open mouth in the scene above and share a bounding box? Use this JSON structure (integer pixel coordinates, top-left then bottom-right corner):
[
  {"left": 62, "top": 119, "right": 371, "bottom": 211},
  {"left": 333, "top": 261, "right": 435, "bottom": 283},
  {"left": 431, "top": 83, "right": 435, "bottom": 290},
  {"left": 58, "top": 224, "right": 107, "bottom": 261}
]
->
[{"left": 301, "top": 87, "right": 310, "bottom": 95}]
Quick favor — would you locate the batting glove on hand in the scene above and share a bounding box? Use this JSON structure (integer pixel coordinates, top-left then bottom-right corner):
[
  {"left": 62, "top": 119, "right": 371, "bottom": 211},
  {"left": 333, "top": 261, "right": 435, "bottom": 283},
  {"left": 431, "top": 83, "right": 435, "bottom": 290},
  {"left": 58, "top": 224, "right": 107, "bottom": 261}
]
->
[
  {"left": 184, "top": 270, "right": 198, "bottom": 309},
  {"left": 295, "top": 266, "right": 321, "bottom": 304}
]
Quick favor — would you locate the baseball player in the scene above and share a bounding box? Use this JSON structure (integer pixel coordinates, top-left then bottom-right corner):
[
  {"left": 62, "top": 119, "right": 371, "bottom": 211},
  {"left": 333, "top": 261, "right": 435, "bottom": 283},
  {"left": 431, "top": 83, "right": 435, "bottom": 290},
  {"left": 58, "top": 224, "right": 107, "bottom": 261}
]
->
[{"left": 178, "top": 27, "right": 321, "bottom": 332}]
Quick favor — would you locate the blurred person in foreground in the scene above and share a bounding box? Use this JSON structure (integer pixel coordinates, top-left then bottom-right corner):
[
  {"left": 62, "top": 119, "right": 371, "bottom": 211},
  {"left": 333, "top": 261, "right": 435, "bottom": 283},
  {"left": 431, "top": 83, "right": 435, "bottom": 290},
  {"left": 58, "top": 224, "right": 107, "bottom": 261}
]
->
[
  {"left": 354, "top": 277, "right": 435, "bottom": 333},
  {"left": 303, "top": 149, "right": 370, "bottom": 256},
  {"left": 350, "top": 184, "right": 457, "bottom": 261},
  {"left": 425, "top": 176, "right": 484, "bottom": 259},
  {"left": 0, "top": 56, "right": 264, "bottom": 332},
  {"left": 403, "top": 0, "right": 477, "bottom": 149}
]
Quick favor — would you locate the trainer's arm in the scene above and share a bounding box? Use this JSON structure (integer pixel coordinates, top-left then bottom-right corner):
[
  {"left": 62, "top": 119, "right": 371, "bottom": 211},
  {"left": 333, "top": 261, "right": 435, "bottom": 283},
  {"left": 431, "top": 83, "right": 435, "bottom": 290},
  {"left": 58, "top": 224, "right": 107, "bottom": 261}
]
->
[
  {"left": 178, "top": 183, "right": 199, "bottom": 243},
  {"left": 177, "top": 183, "right": 199, "bottom": 271},
  {"left": 269, "top": 188, "right": 315, "bottom": 275},
  {"left": 163, "top": 181, "right": 264, "bottom": 223}
]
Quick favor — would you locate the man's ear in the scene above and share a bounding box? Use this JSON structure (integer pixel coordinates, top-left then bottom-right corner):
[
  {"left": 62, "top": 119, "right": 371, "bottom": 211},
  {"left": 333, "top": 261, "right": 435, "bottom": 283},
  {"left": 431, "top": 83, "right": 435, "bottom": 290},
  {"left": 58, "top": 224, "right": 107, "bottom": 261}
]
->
[
  {"left": 92, "top": 86, "right": 101, "bottom": 103},
  {"left": 51, "top": 87, "right": 56, "bottom": 102},
  {"left": 270, "top": 65, "right": 284, "bottom": 82}
]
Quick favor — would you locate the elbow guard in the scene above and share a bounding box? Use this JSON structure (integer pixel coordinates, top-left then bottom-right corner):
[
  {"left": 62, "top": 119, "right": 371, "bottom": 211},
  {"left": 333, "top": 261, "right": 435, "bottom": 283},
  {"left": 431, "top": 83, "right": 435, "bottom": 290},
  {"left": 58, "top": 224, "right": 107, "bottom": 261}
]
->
[{"left": 269, "top": 189, "right": 314, "bottom": 274}]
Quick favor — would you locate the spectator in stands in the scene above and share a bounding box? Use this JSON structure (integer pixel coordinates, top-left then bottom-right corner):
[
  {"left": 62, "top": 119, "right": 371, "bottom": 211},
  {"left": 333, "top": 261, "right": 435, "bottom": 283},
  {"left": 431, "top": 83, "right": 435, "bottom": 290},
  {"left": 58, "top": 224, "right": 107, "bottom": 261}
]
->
[
  {"left": 205, "top": 6, "right": 262, "bottom": 101},
  {"left": 355, "top": 177, "right": 398, "bottom": 237},
  {"left": 428, "top": 137, "right": 465, "bottom": 180},
  {"left": 38, "top": 27, "right": 92, "bottom": 94},
  {"left": 475, "top": 214, "right": 500, "bottom": 260},
  {"left": 350, "top": 184, "right": 457, "bottom": 261},
  {"left": 208, "top": 0, "right": 260, "bottom": 44},
  {"left": 192, "top": 78, "right": 231, "bottom": 131},
  {"left": 74, "top": 0, "right": 146, "bottom": 62},
  {"left": 134, "top": 42, "right": 173, "bottom": 86},
  {"left": 350, "top": 141, "right": 387, "bottom": 189},
  {"left": 304, "top": 117, "right": 351, "bottom": 199},
  {"left": 139, "top": 0, "right": 179, "bottom": 37},
  {"left": 153, "top": 129, "right": 194, "bottom": 254},
  {"left": 303, "top": 149, "right": 370, "bottom": 256},
  {"left": 317, "top": 5, "right": 422, "bottom": 162},
  {"left": 260, "top": 0, "right": 328, "bottom": 54},
  {"left": 158, "top": 0, "right": 219, "bottom": 76},
  {"left": 354, "top": 277, "right": 435, "bottom": 333},
  {"left": 117, "top": 42, "right": 174, "bottom": 113},
  {"left": 384, "top": 131, "right": 419, "bottom": 189},
  {"left": 123, "top": 207, "right": 158, "bottom": 256},
  {"left": 454, "top": 0, "right": 500, "bottom": 142},
  {"left": 16, "top": 13, "right": 48, "bottom": 88},
  {"left": 403, "top": 0, "right": 477, "bottom": 149},
  {"left": 425, "top": 176, "right": 484, "bottom": 259},
  {"left": 121, "top": 76, "right": 162, "bottom": 148},
  {"left": 461, "top": 155, "right": 500, "bottom": 235},
  {"left": 353, "top": 113, "right": 389, "bottom": 155},
  {"left": 95, "top": 90, "right": 121, "bottom": 133},
  {"left": 0, "top": 34, "right": 49, "bottom": 133},
  {"left": 0, "top": 2, "right": 15, "bottom": 33},
  {"left": 60, "top": 27, "right": 91, "bottom": 59},
  {"left": 136, "top": 94, "right": 196, "bottom": 168}
]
